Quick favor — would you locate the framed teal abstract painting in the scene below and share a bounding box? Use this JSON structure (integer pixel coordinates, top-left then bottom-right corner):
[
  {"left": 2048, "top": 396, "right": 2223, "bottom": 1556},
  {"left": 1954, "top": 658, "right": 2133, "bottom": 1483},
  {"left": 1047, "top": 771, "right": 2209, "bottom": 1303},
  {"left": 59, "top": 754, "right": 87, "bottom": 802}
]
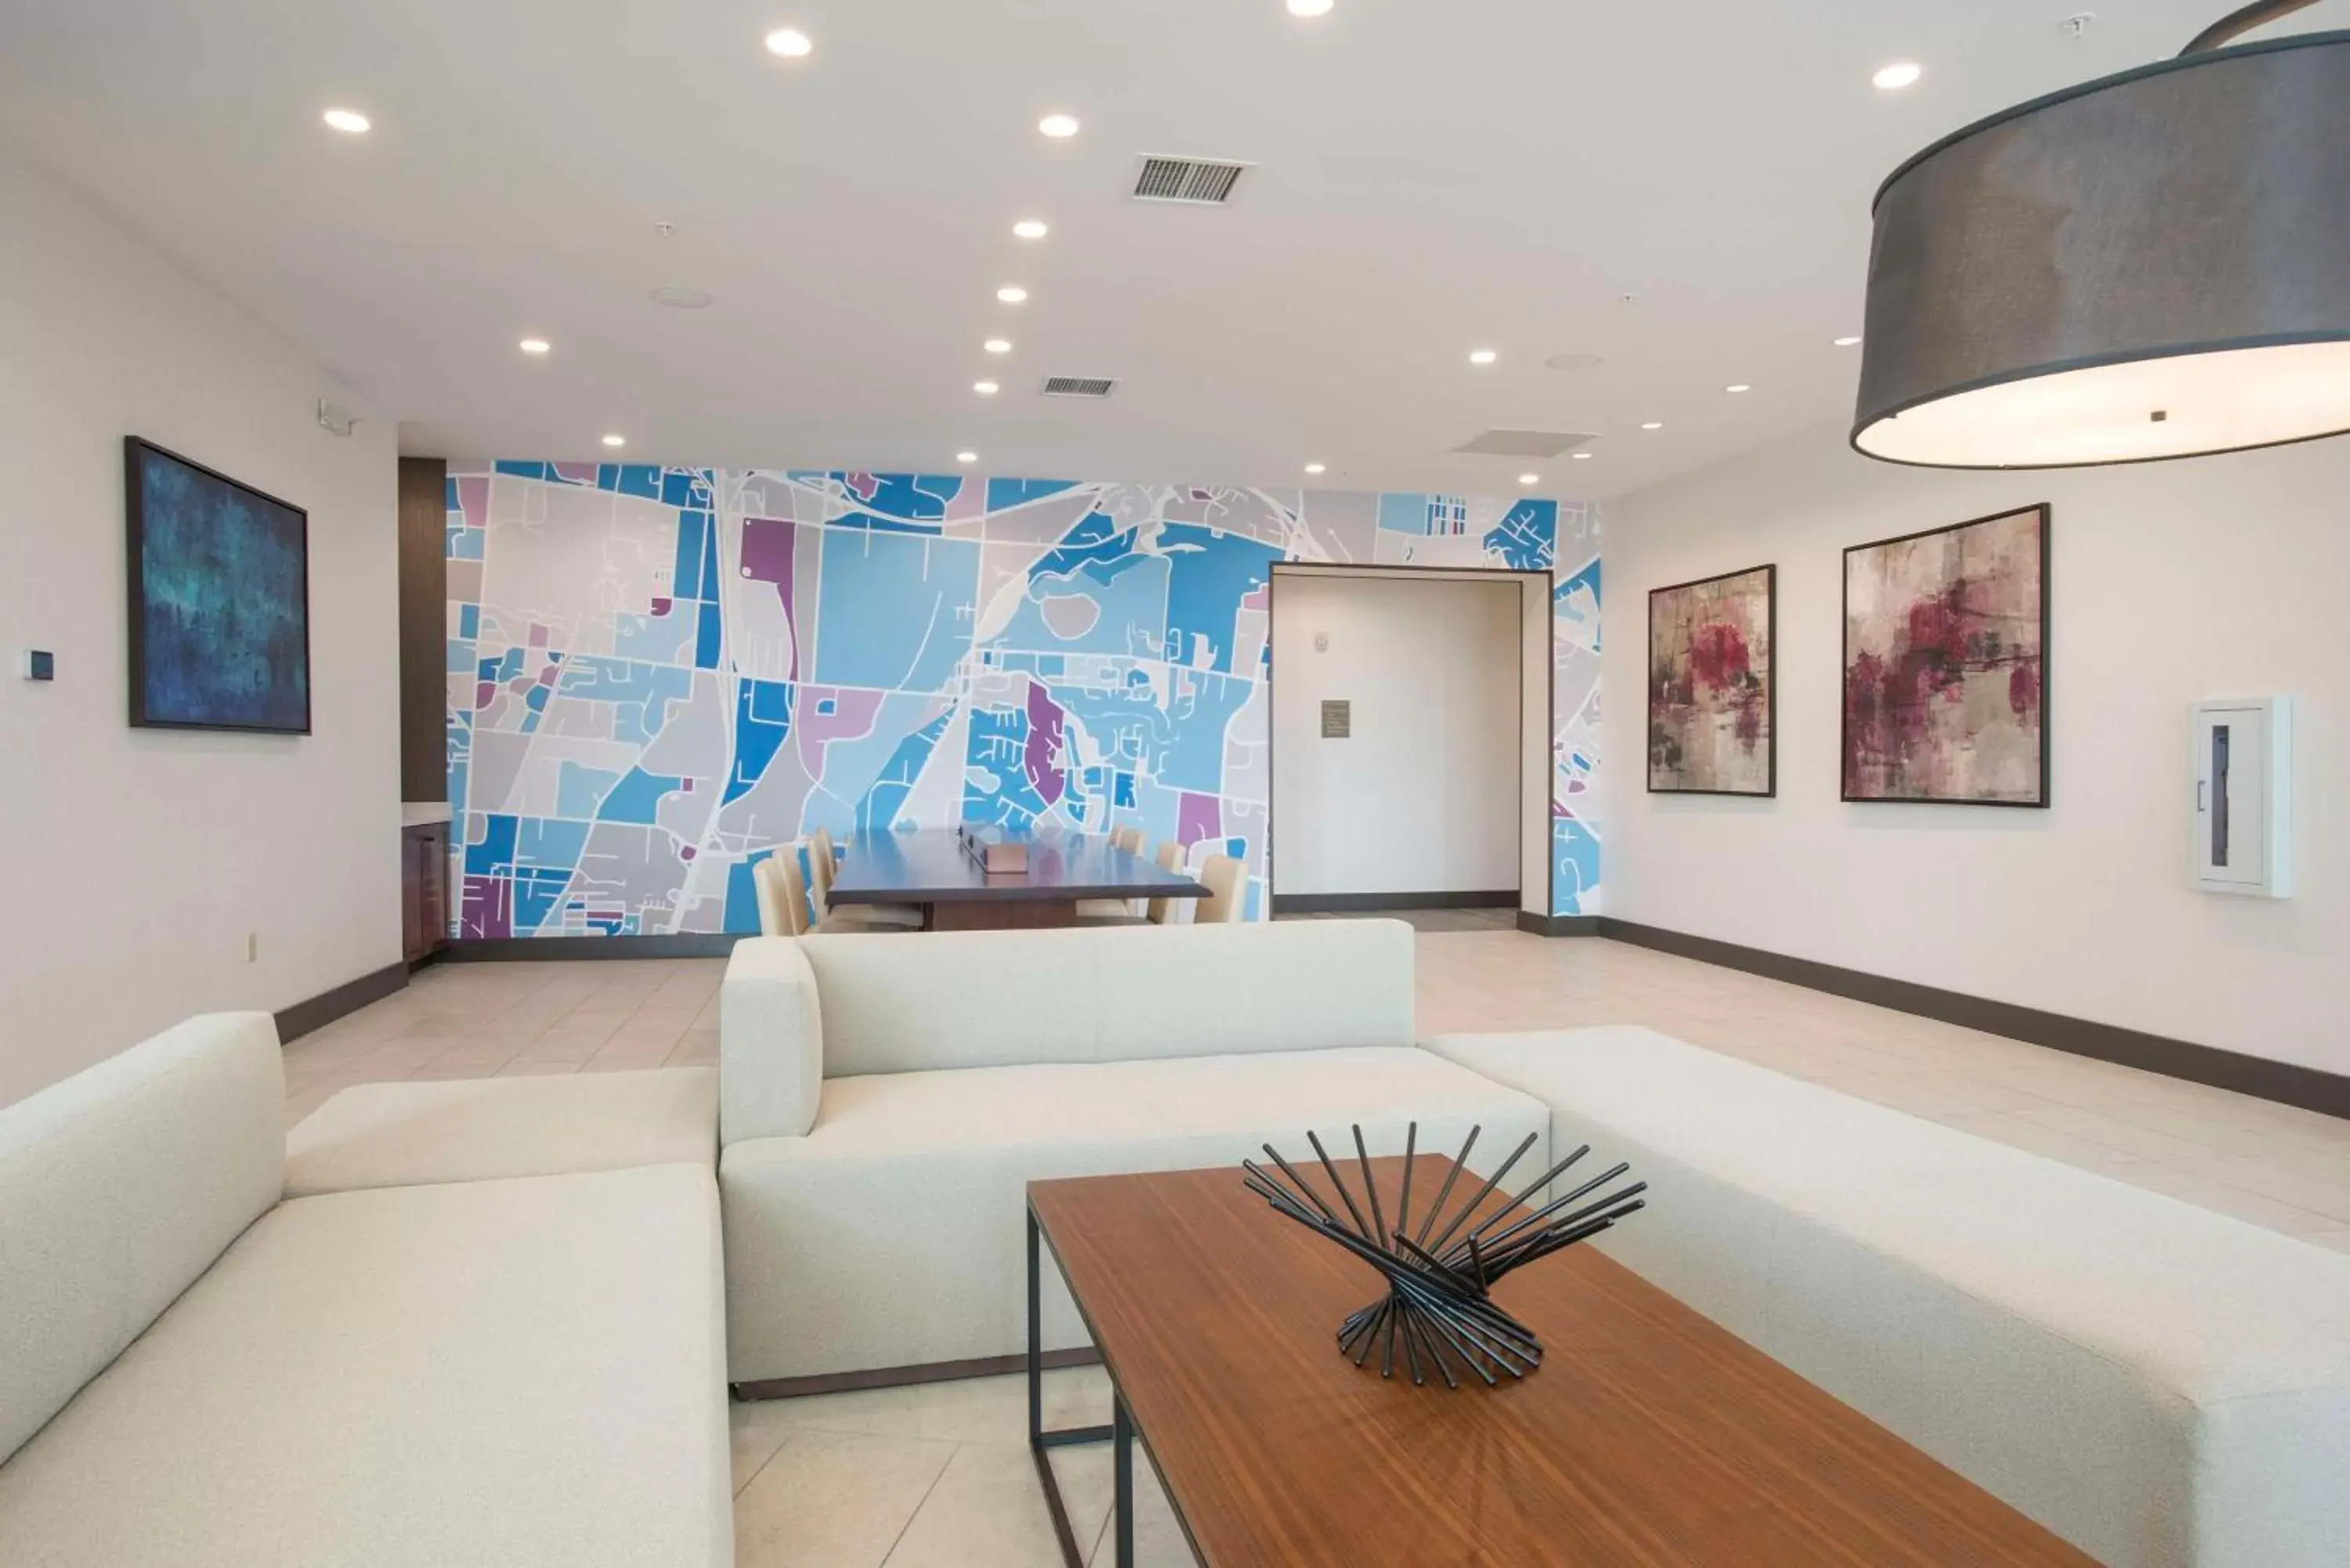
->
[{"left": 125, "top": 437, "right": 310, "bottom": 734}]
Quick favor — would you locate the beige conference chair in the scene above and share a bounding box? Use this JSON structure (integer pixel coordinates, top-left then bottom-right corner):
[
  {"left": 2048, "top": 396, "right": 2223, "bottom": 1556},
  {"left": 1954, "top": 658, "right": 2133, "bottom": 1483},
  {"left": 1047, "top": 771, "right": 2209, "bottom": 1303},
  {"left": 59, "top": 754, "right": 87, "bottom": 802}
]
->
[
  {"left": 752, "top": 854, "right": 803, "bottom": 937},
  {"left": 810, "top": 825, "right": 923, "bottom": 930},
  {"left": 779, "top": 843, "right": 903, "bottom": 935},
  {"left": 1076, "top": 823, "right": 1152, "bottom": 925},
  {"left": 1145, "top": 840, "right": 1192, "bottom": 926},
  {"left": 1195, "top": 853, "right": 1249, "bottom": 923}
]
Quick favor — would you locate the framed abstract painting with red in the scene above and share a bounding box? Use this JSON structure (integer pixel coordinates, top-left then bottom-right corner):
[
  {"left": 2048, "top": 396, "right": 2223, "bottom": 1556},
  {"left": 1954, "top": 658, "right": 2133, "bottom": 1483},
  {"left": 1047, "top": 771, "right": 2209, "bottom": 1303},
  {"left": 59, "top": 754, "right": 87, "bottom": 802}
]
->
[
  {"left": 1648, "top": 563, "right": 1775, "bottom": 797},
  {"left": 1842, "top": 504, "right": 2048, "bottom": 807}
]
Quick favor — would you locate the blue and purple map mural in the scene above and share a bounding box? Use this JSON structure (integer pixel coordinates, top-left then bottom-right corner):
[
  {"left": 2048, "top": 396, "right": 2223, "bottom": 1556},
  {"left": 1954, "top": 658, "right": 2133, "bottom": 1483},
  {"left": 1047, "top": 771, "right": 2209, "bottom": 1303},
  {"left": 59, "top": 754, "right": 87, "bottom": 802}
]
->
[{"left": 446, "top": 464, "right": 1601, "bottom": 936}]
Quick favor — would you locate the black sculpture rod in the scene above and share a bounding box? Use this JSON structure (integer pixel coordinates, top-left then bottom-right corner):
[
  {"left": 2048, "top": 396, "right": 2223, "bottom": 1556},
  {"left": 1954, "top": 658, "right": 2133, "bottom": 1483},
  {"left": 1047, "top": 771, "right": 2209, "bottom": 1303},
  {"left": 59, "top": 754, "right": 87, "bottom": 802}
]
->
[
  {"left": 1380, "top": 1296, "right": 1401, "bottom": 1380},
  {"left": 1393, "top": 1122, "right": 1419, "bottom": 1245},
  {"left": 1470, "top": 1188, "right": 1649, "bottom": 1277},
  {"left": 1392, "top": 1285, "right": 1510, "bottom": 1386},
  {"left": 1421, "top": 1131, "right": 1543, "bottom": 1257},
  {"left": 1444, "top": 1162, "right": 1631, "bottom": 1267},
  {"left": 1455, "top": 1145, "right": 1593, "bottom": 1248},
  {"left": 1258, "top": 1145, "right": 1345, "bottom": 1230},
  {"left": 1488, "top": 1201, "right": 1647, "bottom": 1276},
  {"left": 1350, "top": 1297, "right": 1393, "bottom": 1367},
  {"left": 1350, "top": 1125, "right": 1390, "bottom": 1251},
  {"left": 1241, "top": 1160, "right": 1339, "bottom": 1231},
  {"left": 1412, "top": 1126, "right": 1481, "bottom": 1248},
  {"left": 1401, "top": 1307, "right": 1458, "bottom": 1391},
  {"left": 1396, "top": 1303, "right": 1428, "bottom": 1387},
  {"left": 1307, "top": 1131, "right": 1378, "bottom": 1244},
  {"left": 1387, "top": 1230, "right": 1491, "bottom": 1301},
  {"left": 1338, "top": 1298, "right": 1384, "bottom": 1358},
  {"left": 1450, "top": 1174, "right": 1642, "bottom": 1272},
  {"left": 1401, "top": 1284, "right": 1541, "bottom": 1370},
  {"left": 1381, "top": 1263, "right": 1541, "bottom": 1360}
]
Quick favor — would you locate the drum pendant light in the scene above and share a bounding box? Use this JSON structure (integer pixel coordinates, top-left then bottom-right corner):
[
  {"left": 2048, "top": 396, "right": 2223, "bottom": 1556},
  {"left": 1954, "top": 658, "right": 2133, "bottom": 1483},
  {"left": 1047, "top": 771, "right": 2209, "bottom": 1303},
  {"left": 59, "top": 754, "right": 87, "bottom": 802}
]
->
[{"left": 1853, "top": 3, "right": 2350, "bottom": 469}]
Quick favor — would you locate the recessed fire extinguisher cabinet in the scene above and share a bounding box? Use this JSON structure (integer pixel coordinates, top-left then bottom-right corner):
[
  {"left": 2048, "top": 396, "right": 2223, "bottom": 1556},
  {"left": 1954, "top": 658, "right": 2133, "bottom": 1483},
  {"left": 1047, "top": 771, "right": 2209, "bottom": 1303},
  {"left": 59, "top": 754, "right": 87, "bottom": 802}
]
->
[{"left": 2190, "top": 698, "right": 2293, "bottom": 898}]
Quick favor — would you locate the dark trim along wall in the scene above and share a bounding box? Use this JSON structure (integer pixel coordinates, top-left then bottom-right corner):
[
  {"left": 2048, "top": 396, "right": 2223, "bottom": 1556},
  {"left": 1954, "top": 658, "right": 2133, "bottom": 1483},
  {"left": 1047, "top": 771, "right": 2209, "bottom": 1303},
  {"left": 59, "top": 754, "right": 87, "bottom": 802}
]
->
[
  {"left": 1589, "top": 918, "right": 2350, "bottom": 1123},
  {"left": 1274, "top": 891, "right": 1519, "bottom": 915},
  {"left": 274, "top": 963, "right": 408, "bottom": 1045}
]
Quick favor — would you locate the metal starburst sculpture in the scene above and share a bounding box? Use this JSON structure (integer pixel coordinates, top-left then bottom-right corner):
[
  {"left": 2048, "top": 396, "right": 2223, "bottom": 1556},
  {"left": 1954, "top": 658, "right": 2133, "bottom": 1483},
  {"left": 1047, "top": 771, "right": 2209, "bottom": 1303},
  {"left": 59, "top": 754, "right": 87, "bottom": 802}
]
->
[{"left": 1242, "top": 1122, "right": 1646, "bottom": 1389}]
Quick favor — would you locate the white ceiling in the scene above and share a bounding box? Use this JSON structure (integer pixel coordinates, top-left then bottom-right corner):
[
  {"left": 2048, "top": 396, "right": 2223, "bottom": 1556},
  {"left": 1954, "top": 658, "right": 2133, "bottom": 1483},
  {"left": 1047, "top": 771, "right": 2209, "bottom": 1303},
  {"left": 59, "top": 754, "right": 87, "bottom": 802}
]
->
[{"left": 4, "top": 0, "right": 2341, "bottom": 500}]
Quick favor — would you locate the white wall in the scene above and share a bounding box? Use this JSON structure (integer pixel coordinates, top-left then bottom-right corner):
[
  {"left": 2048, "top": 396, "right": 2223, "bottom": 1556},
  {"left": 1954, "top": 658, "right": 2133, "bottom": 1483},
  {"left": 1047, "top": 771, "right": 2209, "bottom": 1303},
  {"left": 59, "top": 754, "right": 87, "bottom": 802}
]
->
[
  {"left": 0, "top": 147, "right": 401, "bottom": 1107},
  {"left": 1607, "top": 419, "right": 2348, "bottom": 1075},
  {"left": 1271, "top": 573, "right": 1521, "bottom": 898}
]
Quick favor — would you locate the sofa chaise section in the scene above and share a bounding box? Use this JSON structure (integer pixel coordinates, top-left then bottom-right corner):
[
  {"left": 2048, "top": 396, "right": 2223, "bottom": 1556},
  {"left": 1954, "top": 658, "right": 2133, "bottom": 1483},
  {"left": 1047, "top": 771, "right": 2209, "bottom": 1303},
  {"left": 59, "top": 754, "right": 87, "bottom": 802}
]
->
[
  {"left": 718, "top": 921, "right": 1550, "bottom": 1385},
  {"left": 1428, "top": 1025, "right": 2350, "bottom": 1568}
]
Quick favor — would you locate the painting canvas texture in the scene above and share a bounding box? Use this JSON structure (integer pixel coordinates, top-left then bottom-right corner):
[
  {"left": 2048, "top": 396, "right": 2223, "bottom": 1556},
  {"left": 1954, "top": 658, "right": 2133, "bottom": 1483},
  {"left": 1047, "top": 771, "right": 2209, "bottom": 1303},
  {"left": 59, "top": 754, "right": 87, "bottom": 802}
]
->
[
  {"left": 1842, "top": 506, "right": 2045, "bottom": 804},
  {"left": 444, "top": 465, "right": 1604, "bottom": 935},
  {"left": 1647, "top": 565, "right": 1773, "bottom": 795},
  {"left": 128, "top": 441, "right": 309, "bottom": 732}
]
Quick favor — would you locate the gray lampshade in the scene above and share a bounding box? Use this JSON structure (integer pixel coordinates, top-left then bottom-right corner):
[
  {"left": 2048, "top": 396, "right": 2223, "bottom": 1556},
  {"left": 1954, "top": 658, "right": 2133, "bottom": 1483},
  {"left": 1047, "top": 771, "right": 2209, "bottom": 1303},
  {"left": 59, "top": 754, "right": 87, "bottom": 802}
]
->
[{"left": 1854, "top": 31, "right": 2350, "bottom": 468}]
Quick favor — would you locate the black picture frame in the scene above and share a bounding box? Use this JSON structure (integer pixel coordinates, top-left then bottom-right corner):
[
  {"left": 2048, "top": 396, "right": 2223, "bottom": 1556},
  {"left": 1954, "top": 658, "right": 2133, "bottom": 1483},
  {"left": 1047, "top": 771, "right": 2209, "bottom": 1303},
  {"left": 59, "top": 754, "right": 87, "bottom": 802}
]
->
[
  {"left": 1840, "top": 504, "right": 2050, "bottom": 807},
  {"left": 125, "top": 435, "right": 314, "bottom": 735},
  {"left": 1646, "top": 562, "right": 1777, "bottom": 798}
]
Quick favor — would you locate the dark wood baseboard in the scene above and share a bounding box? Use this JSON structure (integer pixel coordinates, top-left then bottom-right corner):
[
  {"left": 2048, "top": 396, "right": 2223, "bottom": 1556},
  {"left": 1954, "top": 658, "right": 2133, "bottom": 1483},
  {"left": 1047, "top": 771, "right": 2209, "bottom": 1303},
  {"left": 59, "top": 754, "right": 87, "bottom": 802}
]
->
[
  {"left": 1273, "top": 890, "right": 1519, "bottom": 915},
  {"left": 1595, "top": 917, "right": 2350, "bottom": 1123},
  {"left": 732, "top": 1346, "right": 1104, "bottom": 1402},
  {"left": 1517, "top": 912, "right": 1600, "bottom": 937},
  {"left": 442, "top": 934, "right": 746, "bottom": 962},
  {"left": 274, "top": 962, "right": 408, "bottom": 1044}
]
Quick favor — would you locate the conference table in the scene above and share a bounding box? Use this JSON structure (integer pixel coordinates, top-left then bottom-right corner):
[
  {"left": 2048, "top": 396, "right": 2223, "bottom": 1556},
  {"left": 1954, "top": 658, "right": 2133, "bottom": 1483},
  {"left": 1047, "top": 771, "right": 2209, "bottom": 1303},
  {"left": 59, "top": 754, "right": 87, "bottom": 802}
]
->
[{"left": 826, "top": 829, "right": 1209, "bottom": 931}]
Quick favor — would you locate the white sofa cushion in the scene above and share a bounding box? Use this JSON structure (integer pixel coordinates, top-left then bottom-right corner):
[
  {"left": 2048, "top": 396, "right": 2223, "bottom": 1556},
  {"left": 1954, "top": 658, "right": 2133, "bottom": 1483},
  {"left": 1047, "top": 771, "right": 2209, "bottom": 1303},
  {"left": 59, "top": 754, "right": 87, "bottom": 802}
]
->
[
  {"left": 720, "top": 937, "right": 823, "bottom": 1143},
  {"left": 793, "top": 917, "right": 1417, "bottom": 1077},
  {"left": 0, "top": 1012, "right": 282, "bottom": 1468},
  {"left": 720, "top": 1044, "right": 1547, "bottom": 1382},
  {"left": 0, "top": 1162, "right": 732, "bottom": 1568},
  {"left": 1426, "top": 1026, "right": 2350, "bottom": 1568},
  {"left": 284, "top": 1066, "right": 718, "bottom": 1197}
]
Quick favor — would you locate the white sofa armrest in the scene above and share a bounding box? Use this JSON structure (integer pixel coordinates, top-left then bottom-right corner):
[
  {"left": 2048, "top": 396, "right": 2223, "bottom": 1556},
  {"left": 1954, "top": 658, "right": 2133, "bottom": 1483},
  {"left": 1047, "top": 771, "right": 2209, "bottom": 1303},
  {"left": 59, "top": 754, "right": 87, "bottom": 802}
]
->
[{"left": 721, "top": 937, "right": 823, "bottom": 1143}]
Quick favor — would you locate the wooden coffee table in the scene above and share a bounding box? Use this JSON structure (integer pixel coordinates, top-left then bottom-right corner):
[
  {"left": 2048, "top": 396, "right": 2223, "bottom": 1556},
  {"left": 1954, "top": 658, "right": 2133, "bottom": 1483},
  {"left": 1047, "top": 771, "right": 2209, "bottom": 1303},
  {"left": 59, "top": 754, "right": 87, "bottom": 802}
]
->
[{"left": 1026, "top": 1156, "right": 2100, "bottom": 1568}]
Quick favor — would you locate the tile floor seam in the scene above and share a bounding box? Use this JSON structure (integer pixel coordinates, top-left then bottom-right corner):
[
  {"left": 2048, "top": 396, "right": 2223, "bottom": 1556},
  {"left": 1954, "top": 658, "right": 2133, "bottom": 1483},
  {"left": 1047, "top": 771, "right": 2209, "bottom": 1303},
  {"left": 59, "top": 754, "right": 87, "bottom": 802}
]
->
[{"left": 877, "top": 1440, "right": 963, "bottom": 1567}]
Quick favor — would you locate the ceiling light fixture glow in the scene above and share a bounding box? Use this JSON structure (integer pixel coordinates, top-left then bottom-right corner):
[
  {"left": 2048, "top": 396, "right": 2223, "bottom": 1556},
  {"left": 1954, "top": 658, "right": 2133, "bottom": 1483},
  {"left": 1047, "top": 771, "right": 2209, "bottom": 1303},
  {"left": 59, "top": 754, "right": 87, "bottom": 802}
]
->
[
  {"left": 1640, "top": 421, "right": 1664, "bottom": 430},
  {"left": 973, "top": 380, "right": 1000, "bottom": 396},
  {"left": 956, "top": 451, "right": 978, "bottom": 464},
  {"left": 983, "top": 338, "right": 1012, "bottom": 354},
  {"left": 1038, "top": 114, "right": 1081, "bottom": 139},
  {"left": 1468, "top": 349, "right": 1498, "bottom": 366},
  {"left": 1287, "top": 0, "right": 1336, "bottom": 15},
  {"left": 765, "top": 27, "right": 812, "bottom": 57},
  {"left": 1855, "top": 19, "right": 2350, "bottom": 468},
  {"left": 518, "top": 338, "right": 551, "bottom": 356},
  {"left": 1873, "top": 61, "right": 1924, "bottom": 91},
  {"left": 1013, "top": 219, "right": 1050, "bottom": 240},
  {"left": 600, "top": 434, "right": 626, "bottom": 448},
  {"left": 322, "top": 108, "right": 371, "bottom": 134},
  {"left": 1571, "top": 452, "right": 1594, "bottom": 461},
  {"left": 996, "top": 287, "right": 1029, "bottom": 304},
  {"left": 1726, "top": 383, "right": 1753, "bottom": 394},
  {"left": 1835, "top": 335, "right": 1864, "bottom": 347},
  {"left": 1518, "top": 473, "right": 1541, "bottom": 485},
  {"left": 1303, "top": 462, "right": 1326, "bottom": 475}
]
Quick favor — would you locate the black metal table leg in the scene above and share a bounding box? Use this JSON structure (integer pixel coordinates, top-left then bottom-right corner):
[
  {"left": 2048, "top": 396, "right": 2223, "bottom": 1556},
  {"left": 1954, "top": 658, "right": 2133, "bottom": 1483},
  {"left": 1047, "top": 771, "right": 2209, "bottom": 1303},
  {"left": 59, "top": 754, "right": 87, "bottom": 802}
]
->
[
  {"left": 1114, "top": 1393, "right": 1136, "bottom": 1568},
  {"left": 1029, "top": 1201, "right": 1113, "bottom": 1568}
]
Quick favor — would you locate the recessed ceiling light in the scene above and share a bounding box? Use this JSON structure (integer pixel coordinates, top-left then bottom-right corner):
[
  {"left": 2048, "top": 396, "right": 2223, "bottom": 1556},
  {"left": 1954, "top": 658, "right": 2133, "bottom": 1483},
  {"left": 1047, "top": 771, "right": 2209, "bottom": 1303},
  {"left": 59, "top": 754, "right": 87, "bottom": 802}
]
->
[
  {"left": 765, "top": 27, "right": 812, "bottom": 57},
  {"left": 974, "top": 380, "right": 1000, "bottom": 396},
  {"left": 1873, "top": 61, "right": 1923, "bottom": 91},
  {"left": 984, "top": 338, "right": 1013, "bottom": 354},
  {"left": 1013, "top": 219, "right": 1050, "bottom": 240},
  {"left": 1038, "top": 114, "right": 1081, "bottom": 139},
  {"left": 956, "top": 450, "right": 979, "bottom": 464},
  {"left": 1518, "top": 472, "right": 1541, "bottom": 485},
  {"left": 1571, "top": 452, "right": 1594, "bottom": 461},
  {"left": 322, "top": 108, "right": 371, "bottom": 134},
  {"left": 1726, "top": 383, "right": 1753, "bottom": 394},
  {"left": 1303, "top": 462, "right": 1327, "bottom": 475},
  {"left": 1640, "top": 421, "right": 1664, "bottom": 430},
  {"left": 649, "top": 286, "right": 717, "bottom": 309},
  {"left": 1835, "top": 334, "right": 1864, "bottom": 347},
  {"left": 1469, "top": 349, "right": 1499, "bottom": 366},
  {"left": 996, "top": 287, "right": 1029, "bottom": 304},
  {"left": 601, "top": 434, "right": 626, "bottom": 448},
  {"left": 1287, "top": 0, "right": 1336, "bottom": 14},
  {"left": 518, "top": 338, "right": 551, "bottom": 356}
]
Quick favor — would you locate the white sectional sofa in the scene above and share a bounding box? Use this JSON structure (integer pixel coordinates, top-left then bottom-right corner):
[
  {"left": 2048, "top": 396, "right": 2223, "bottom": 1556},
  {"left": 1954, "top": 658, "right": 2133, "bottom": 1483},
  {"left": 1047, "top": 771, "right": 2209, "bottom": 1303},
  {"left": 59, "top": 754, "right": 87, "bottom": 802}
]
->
[
  {"left": 718, "top": 919, "right": 1550, "bottom": 1386},
  {"left": 0, "top": 1013, "right": 733, "bottom": 1568},
  {"left": 1430, "top": 1025, "right": 2350, "bottom": 1568}
]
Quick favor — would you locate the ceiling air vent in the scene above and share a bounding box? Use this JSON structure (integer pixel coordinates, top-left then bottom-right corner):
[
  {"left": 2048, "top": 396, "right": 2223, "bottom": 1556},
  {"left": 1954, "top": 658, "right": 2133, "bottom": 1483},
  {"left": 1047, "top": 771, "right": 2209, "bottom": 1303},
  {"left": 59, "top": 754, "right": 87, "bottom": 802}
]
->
[
  {"left": 1132, "top": 156, "right": 1252, "bottom": 205},
  {"left": 1040, "top": 376, "right": 1118, "bottom": 399},
  {"left": 1451, "top": 429, "right": 1597, "bottom": 458}
]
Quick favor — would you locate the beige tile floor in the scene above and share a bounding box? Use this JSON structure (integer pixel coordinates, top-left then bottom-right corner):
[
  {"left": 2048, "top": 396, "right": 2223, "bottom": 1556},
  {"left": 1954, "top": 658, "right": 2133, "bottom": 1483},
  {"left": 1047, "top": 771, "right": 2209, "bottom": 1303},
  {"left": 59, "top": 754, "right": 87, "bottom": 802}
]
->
[{"left": 280, "top": 930, "right": 2350, "bottom": 1568}]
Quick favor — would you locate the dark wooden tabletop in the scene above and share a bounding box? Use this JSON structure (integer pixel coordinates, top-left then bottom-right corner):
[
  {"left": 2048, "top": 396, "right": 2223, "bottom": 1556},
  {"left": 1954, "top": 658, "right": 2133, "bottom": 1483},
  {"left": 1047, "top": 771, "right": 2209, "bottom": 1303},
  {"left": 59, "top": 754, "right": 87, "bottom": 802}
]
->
[
  {"left": 828, "top": 829, "right": 1209, "bottom": 905},
  {"left": 1029, "top": 1157, "right": 2099, "bottom": 1568}
]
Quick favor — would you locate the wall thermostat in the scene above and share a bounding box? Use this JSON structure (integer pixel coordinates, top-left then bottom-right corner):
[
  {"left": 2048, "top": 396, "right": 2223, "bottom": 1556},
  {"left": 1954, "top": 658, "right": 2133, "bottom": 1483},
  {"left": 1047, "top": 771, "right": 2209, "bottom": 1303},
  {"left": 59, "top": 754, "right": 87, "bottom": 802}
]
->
[
  {"left": 2191, "top": 697, "right": 2291, "bottom": 898},
  {"left": 25, "top": 650, "right": 53, "bottom": 681}
]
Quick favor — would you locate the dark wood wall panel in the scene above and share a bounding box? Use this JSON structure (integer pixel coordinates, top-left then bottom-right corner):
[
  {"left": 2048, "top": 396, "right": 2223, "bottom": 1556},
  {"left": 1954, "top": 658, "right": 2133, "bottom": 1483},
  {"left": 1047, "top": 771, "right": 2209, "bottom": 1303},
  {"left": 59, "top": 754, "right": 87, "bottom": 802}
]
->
[{"left": 396, "top": 457, "right": 449, "bottom": 804}]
